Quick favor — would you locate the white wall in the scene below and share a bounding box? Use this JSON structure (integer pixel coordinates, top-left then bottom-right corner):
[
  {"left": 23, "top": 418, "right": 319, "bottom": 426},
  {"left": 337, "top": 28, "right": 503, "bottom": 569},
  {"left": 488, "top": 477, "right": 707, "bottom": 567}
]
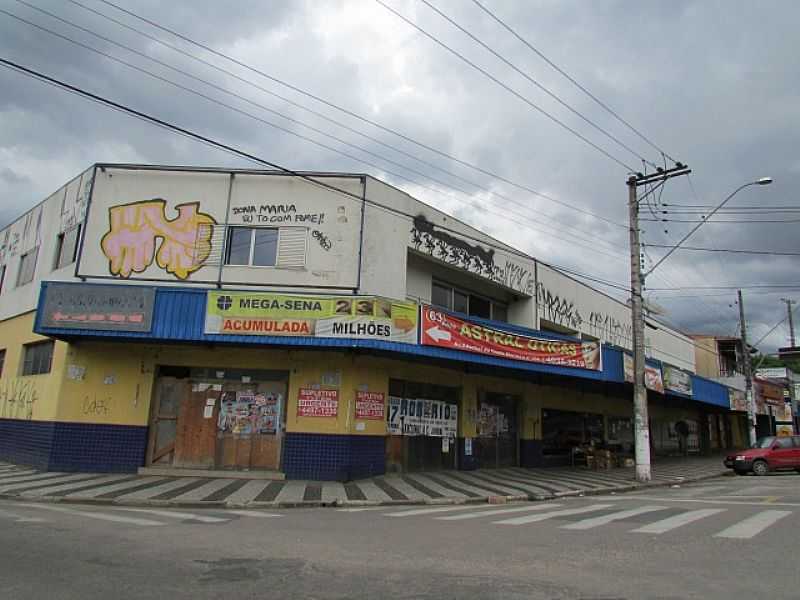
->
[
  {"left": 0, "top": 167, "right": 93, "bottom": 322},
  {"left": 536, "top": 263, "right": 695, "bottom": 370},
  {"left": 79, "top": 167, "right": 364, "bottom": 290}
]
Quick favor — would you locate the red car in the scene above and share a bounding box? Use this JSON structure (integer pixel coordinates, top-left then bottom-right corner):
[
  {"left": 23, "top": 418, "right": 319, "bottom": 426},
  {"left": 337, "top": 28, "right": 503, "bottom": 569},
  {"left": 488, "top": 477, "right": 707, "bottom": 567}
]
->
[{"left": 724, "top": 435, "right": 800, "bottom": 475}]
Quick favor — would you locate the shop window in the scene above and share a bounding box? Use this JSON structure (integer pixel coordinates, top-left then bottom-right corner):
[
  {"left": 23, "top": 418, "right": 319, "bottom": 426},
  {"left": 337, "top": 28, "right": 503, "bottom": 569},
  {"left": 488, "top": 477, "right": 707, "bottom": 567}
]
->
[
  {"left": 21, "top": 340, "right": 54, "bottom": 376},
  {"left": 431, "top": 280, "right": 507, "bottom": 322},
  {"left": 54, "top": 225, "right": 81, "bottom": 270},
  {"left": 16, "top": 247, "right": 38, "bottom": 287},
  {"left": 0, "top": 349, "right": 5, "bottom": 378},
  {"left": 541, "top": 408, "right": 605, "bottom": 455},
  {"left": 224, "top": 227, "right": 278, "bottom": 267}
]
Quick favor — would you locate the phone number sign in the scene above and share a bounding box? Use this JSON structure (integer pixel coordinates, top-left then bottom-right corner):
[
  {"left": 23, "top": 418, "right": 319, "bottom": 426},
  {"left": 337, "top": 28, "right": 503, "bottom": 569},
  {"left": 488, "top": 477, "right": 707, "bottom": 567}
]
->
[{"left": 297, "top": 388, "right": 339, "bottom": 417}]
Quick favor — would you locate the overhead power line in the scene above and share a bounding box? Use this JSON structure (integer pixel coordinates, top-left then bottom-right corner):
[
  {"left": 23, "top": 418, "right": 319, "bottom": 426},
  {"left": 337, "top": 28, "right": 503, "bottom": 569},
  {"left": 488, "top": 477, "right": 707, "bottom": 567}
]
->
[
  {"left": 641, "top": 217, "right": 800, "bottom": 224},
  {"left": 644, "top": 244, "right": 800, "bottom": 257},
  {"left": 0, "top": 56, "right": 633, "bottom": 298},
  {"left": 53, "top": 0, "right": 615, "bottom": 241},
  {"left": 1, "top": 54, "right": 746, "bottom": 365},
  {"left": 1, "top": 6, "right": 630, "bottom": 263},
  {"left": 86, "top": 0, "right": 628, "bottom": 229},
  {"left": 663, "top": 204, "right": 800, "bottom": 211},
  {"left": 751, "top": 301, "right": 800, "bottom": 348},
  {"left": 417, "top": 0, "right": 656, "bottom": 168},
  {"left": 469, "top": 0, "right": 677, "bottom": 163},
  {"left": 374, "top": 0, "right": 637, "bottom": 172},
  {"left": 647, "top": 285, "right": 800, "bottom": 291}
]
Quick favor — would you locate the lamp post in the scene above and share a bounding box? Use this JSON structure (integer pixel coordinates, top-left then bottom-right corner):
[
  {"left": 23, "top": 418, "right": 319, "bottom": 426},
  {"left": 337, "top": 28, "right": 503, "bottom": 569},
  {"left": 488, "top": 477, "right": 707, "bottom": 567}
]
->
[{"left": 627, "top": 174, "right": 772, "bottom": 482}]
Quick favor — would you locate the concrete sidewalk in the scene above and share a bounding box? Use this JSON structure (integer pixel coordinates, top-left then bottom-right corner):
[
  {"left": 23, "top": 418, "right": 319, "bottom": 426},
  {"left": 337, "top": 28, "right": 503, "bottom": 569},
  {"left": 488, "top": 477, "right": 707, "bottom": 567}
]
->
[{"left": 0, "top": 456, "right": 728, "bottom": 509}]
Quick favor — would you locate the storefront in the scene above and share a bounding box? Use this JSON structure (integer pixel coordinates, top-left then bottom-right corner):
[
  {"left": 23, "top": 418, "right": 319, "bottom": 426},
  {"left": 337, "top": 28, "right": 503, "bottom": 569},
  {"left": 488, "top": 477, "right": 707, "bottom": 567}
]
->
[
  {"left": 148, "top": 367, "right": 287, "bottom": 471},
  {"left": 386, "top": 379, "right": 460, "bottom": 472},
  {"left": 24, "top": 281, "right": 740, "bottom": 479},
  {"left": 474, "top": 392, "right": 520, "bottom": 469}
]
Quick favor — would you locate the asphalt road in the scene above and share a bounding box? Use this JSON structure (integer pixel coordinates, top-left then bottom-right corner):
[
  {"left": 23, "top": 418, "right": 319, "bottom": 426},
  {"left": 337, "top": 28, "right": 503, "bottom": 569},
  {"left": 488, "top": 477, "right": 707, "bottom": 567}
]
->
[{"left": 1, "top": 473, "right": 799, "bottom": 600}]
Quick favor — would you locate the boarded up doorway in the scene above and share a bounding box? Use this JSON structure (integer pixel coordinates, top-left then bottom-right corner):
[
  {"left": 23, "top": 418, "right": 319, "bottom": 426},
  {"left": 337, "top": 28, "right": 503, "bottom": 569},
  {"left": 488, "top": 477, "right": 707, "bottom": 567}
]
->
[{"left": 147, "top": 366, "right": 288, "bottom": 472}]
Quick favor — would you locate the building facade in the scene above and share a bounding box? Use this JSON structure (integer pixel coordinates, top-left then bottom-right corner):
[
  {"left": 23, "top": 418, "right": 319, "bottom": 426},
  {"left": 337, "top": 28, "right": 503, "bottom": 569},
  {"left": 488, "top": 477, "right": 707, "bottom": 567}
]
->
[{"left": 0, "top": 165, "right": 735, "bottom": 479}]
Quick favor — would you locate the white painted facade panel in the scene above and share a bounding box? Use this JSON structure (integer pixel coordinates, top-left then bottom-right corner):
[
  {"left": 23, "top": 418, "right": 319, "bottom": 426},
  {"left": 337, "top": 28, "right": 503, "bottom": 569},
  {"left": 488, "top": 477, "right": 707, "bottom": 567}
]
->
[{"left": 0, "top": 164, "right": 695, "bottom": 372}]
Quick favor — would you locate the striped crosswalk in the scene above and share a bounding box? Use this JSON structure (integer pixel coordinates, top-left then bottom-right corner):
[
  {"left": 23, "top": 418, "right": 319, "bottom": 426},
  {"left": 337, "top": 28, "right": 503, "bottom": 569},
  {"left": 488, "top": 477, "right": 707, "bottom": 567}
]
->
[
  {"left": 376, "top": 501, "right": 796, "bottom": 541},
  {"left": 0, "top": 502, "right": 284, "bottom": 528}
]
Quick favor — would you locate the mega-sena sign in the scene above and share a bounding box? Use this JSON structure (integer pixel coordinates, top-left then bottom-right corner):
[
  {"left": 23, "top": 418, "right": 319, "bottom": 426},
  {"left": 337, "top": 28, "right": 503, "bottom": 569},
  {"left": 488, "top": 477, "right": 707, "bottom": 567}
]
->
[
  {"left": 204, "top": 292, "right": 418, "bottom": 344},
  {"left": 420, "top": 305, "right": 601, "bottom": 371}
]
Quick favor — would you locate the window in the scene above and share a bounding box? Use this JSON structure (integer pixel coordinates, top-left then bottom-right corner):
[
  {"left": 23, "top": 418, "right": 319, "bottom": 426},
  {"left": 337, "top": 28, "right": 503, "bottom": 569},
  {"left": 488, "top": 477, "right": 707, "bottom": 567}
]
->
[
  {"left": 22, "top": 341, "right": 54, "bottom": 376},
  {"left": 431, "top": 280, "right": 508, "bottom": 322},
  {"left": 16, "top": 247, "right": 38, "bottom": 287},
  {"left": 431, "top": 282, "right": 452, "bottom": 310},
  {"left": 0, "top": 265, "right": 5, "bottom": 295},
  {"left": 774, "top": 437, "right": 794, "bottom": 449},
  {"left": 0, "top": 349, "right": 5, "bottom": 378},
  {"left": 54, "top": 225, "right": 81, "bottom": 270},
  {"left": 225, "top": 227, "right": 278, "bottom": 267}
]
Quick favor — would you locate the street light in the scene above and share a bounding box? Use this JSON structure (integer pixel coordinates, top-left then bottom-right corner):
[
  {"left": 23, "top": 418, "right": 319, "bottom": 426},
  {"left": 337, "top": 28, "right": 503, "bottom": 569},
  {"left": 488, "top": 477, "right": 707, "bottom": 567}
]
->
[
  {"left": 627, "top": 174, "right": 772, "bottom": 482},
  {"left": 644, "top": 177, "right": 773, "bottom": 277}
]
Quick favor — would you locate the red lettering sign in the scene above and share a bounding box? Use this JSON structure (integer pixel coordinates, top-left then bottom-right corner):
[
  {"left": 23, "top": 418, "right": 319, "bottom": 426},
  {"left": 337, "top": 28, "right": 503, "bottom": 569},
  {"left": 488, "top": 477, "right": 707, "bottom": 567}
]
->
[
  {"left": 355, "top": 391, "right": 385, "bottom": 420},
  {"left": 297, "top": 388, "right": 339, "bottom": 417},
  {"left": 420, "top": 306, "right": 601, "bottom": 371},
  {"left": 221, "top": 318, "right": 313, "bottom": 335}
]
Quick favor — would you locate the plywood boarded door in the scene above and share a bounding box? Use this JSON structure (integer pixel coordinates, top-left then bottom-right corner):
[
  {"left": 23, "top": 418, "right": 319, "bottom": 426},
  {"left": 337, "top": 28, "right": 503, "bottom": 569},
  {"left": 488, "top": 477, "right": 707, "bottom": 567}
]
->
[
  {"left": 216, "top": 380, "right": 286, "bottom": 471},
  {"left": 173, "top": 381, "right": 221, "bottom": 469},
  {"left": 147, "top": 377, "right": 184, "bottom": 466}
]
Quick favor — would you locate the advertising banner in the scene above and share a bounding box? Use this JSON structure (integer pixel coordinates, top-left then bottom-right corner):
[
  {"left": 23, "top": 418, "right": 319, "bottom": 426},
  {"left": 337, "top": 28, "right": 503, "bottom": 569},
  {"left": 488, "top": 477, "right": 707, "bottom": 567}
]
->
[
  {"left": 387, "top": 396, "right": 458, "bottom": 437},
  {"left": 756, "top": 379, "right": 784, "bottom": 407},
  {"left": 663, "top": 365, "right": 693, "bottom": 396},
  {"left": 728, "top": 388, "right": 747, "bottom": 412},
  {"left": 205, "top": 292, "right": 418, "bottom": 344},
  {"left": 623, "top": 353, "right": 665, "bottom": 393},
  {"left": 354, "top": 391, "right": 385, "bottom": 420},
  {"left": 297, "top": 388, "right": 338, "bottom": 418},
  {"left": 40, "top": 283, "right": 154, "bottom": 332},
  {"left": 419, "top": 305, "right": 601, "bottom": 370}
]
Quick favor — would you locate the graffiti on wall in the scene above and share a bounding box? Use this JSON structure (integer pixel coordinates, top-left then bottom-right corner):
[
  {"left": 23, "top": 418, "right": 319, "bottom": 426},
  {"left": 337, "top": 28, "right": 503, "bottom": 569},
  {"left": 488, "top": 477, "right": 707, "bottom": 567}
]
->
[
  {"left": 101, "top": 199, "right": 216, "bottom": 280},
  {"left": 0, "top": 378, "right": 39, "bottom": 420},
  {"left": 536, "top": 282, "right": 634, "bottom": 347},
  {"left": 230, "top": 203, "right": 325, "bottom": 225},
  {"left": 409, "top": 215, "right": 535, "bottom": 295}
]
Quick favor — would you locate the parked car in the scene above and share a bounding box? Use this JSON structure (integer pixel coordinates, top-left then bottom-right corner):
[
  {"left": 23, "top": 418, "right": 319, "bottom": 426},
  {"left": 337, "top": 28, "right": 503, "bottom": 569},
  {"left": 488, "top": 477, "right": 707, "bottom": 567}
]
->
[{"left": 724, "top": 435, "right": 800, "bottom": 475}]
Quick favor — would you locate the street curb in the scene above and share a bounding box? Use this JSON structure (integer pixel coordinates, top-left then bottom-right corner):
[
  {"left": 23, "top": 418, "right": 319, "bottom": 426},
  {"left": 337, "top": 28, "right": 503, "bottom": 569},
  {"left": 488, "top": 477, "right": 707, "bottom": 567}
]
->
[{"left": 0, "top": 470, "right": 729, "bottom": 510}]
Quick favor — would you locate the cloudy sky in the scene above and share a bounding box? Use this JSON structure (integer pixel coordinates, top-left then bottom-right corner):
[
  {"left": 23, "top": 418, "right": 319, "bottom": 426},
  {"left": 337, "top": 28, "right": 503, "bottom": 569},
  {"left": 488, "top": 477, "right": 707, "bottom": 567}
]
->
[{"left": 1, "top": 0, "right": 798, "bottom": 353}]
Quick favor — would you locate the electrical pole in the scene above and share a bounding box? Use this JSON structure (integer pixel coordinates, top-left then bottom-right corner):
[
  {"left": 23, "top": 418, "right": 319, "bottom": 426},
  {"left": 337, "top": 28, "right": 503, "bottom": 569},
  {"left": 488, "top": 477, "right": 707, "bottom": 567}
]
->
[
  {"left": 781, "top": 298, "right": 796, "bottom": 347},
  {"left": 628, "top": 176, "right": 650, "bottom": 481},
  {"left": 738, "top": 290, "right": 757, "bottom": 446},
  {"left": 627, "top": 164, "right": 691, "bottom": 482}
]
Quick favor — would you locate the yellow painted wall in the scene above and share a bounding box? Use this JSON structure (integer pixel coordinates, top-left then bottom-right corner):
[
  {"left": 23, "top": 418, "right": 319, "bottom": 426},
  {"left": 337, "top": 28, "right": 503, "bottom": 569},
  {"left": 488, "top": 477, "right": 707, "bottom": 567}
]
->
[
  {"left": 0, "top": 311, "right": 68, "bottom": 422},
  {"left": 8, "top": 331, "right": 714, "bottom": 453}
]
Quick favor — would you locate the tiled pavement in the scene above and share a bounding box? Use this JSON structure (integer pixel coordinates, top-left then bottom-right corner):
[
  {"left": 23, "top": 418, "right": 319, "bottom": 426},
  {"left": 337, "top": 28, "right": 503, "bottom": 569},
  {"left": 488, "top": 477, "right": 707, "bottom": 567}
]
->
[{"left": 0, "top": 457, "right": 728, "bottom": 508}]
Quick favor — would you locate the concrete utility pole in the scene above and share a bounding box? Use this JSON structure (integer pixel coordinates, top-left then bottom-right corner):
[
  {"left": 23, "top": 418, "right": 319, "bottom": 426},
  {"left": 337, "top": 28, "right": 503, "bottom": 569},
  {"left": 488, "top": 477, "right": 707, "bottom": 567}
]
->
[
  {"left": 628, "top": 176, "right": 650, "bottom": 482},
  {"left": 738, "top": 290, "right": 758, "bottom": 446},
  {"left": 627, "top": 164, "right": 691, "bottom": 483},
  {"left": 781, "top": 298, "right": 796, "bottom": 347}
]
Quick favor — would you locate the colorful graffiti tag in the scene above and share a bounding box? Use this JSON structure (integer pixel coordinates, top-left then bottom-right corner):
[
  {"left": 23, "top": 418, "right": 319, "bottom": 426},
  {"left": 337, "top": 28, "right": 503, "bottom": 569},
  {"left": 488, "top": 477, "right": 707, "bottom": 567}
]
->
[{"left": 101, "top": 199, "right": 216, "bottom": 280}]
